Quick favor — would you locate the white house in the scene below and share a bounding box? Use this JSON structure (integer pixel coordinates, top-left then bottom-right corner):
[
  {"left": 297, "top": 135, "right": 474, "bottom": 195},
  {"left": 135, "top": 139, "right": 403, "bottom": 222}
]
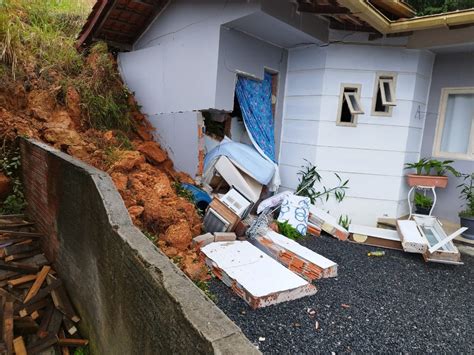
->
[{"left": 78, "top": 0, "right": 474, "bottom": 227}]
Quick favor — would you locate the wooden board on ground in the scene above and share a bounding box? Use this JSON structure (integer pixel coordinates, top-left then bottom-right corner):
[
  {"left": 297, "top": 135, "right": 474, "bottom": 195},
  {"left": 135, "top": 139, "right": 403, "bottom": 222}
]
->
[
  {"left": 201, "top": 241, "right": 317, "bottom": 309},
  {"left": 253, "top": 230, "right": 337, "bottom": 281},
  {"left": 348, "top": 224, "right": 403, "bottom": 251}
]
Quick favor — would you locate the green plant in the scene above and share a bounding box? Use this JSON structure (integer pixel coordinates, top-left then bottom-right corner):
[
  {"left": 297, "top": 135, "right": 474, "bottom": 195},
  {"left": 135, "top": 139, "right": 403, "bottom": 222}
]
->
[
  {"left": 458, "top": 173, "right": 474, "bottom": 217},
  {"left": 338, "top": 215, "right": 351, "bottom": 229},
  {"left": 276, "top": 220, "right": 304, "bottom": 240},
  {"left": 407, "top": 0, "right": 474, "bottom": 16},
  {"left": 194, "top": 280, "right": 217, "bottom": 302},
  {"left": 172, "top": 182, "right": 195, "bottom": 203},
  {"left": 404, "top": 157, "right": 429, "bottom": 175},
  {"left": 74, "top": 346, "right": 90, "bottom": 355},
  {"left": 414, "top": 192, "right": 433, "bottom": 209},
  {"left": 0, "top": 144, "right": 26, "bottom": 214},
  {"left": 295, "top": 160, "right": 349, "bottom": 204},
  {"left": 404, "top": 158, "right": 459, "bottom": 177}
]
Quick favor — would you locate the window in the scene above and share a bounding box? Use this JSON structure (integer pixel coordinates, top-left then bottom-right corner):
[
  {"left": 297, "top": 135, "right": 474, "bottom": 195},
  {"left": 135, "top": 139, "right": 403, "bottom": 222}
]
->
[
  {"left": 372, "top": 73, "right": 397, "bottom": 116},
  {"left": 433, "top": 87, "right": 474, "bottom": 160},
  {"left": 337, "top": 84, "right": 363, "bottom": 127}
]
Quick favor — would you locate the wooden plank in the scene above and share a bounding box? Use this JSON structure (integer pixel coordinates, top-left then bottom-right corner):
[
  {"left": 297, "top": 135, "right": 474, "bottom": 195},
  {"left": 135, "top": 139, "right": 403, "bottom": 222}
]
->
[
  {"left": 57, "top": 338, "right": 89, "bottom": 347},
  {"left": 5, "top": 251, "right": 42, "bottom": 262},
  {"left": 26, "top": 334, "right": 58, "bottom": 354},
  {"left": 13, "top": 316, "right": 39, "bottom": 334},
  {"left": 4, "top": 241, "right": 39, "bottom": 257},
  {"left": 47, "top": 309, "right": 63, "bottom": 337},
  {"left": 13, "top": 336, "right": 27, "bottom": 355},
  {"left": 0, "top": 261, "right": 39, "bottom": 274},
  {"left": 59, "top": 329, "right": 71, "bottom": 355},
  {"left": 0, "top": 231, "right": 42, "bottom": 237},
  {"left": 7, "top": 274, "right": 36, "bottom": 287},
  {"left": 47, "top": 276, "right": 80, "bottom": 322},
  {"left": 0, "top": 287, "right": 22, "bottom": 304},
  {"left": 22, "top": 278, "right": 62, "bottom": 306},
  {"left": 3, "top": 301, "right": 13, "bottom": 355},
  {"left": 18, "top": 298, "right": 50, "bottom": 318},
  {"left": 37, "top": 303, "right": 54, "bottom": 339},
  {"left": 24, "top": 265, "right": 51, "bottom": 303},
  {"left": 0, "top": 271, "right": 19, "bottom": 282},
  {"left": 348, "top": 224, "right": 403, "bottom": 250},
  {"left": 63, "top": 317, "right": 77, "bottom": 335}
]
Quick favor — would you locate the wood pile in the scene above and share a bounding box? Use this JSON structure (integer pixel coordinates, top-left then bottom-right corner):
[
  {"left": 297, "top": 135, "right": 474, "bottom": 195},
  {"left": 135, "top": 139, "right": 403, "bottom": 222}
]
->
[{"left": 0, "top": 214, "right": 88, "bottom": 354}]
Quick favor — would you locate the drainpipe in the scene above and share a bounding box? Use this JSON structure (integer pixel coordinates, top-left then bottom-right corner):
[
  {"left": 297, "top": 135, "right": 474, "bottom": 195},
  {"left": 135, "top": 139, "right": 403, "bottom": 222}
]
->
[{"left": 337, "top": 0, "right": 474, "bottom": 34}]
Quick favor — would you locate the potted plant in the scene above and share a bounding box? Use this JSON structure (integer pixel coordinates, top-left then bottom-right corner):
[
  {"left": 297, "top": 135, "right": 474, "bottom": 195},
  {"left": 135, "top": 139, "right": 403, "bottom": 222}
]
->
[
  {"left": 458, "top": 173, "right": 474, "bottom": 240},
  {"left": 414, "top": 192, "right": 433, "bottom": 215},
  {"left": 404, "top": 158, "right": 459, "bottom": 188}
]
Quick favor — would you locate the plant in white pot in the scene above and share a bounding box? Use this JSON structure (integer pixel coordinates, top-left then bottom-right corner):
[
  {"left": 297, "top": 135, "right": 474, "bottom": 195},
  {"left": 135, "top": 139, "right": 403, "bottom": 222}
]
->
[
  {"left": 404, "top": 158, "right": 459, "bottom": 188},
  {"left": 458, "top": 172, "right": 474, "bottom": 240}
]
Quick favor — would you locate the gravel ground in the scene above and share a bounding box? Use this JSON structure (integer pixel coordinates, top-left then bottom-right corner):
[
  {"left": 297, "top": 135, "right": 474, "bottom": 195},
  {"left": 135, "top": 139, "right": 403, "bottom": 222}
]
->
[{"left": 209, "top": 236, "right": 474, "bottom": 353}]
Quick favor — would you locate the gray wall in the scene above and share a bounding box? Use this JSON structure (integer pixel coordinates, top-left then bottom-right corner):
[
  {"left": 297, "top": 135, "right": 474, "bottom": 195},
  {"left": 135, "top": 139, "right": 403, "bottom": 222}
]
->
[
  {"left": 21, "top": 139, "right": 258, "bottom": 355},
  {"left": 420, "top": 52, "right": 474, "bottom": 223}
]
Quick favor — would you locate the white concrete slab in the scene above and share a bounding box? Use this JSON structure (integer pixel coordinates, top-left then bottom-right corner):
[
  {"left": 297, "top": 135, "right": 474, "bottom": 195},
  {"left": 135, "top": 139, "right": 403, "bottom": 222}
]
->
[{"left": 201, "top": 241, "right": 317, "bottom": 308}]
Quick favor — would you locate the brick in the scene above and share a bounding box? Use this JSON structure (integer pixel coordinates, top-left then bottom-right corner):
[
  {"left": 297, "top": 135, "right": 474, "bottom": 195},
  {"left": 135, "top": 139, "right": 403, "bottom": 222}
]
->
[
  {"left": 214, "top": 232, "right": 237, "bottom": 242},
  {"left": 192, "top": 233, "right": 214, "bottom": 249}
]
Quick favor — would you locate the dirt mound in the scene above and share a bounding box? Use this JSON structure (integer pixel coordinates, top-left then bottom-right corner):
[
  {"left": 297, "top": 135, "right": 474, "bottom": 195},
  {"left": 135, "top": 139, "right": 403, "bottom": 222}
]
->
[{"left": 0, "top": 40, "right": 207, "bottom": 280}]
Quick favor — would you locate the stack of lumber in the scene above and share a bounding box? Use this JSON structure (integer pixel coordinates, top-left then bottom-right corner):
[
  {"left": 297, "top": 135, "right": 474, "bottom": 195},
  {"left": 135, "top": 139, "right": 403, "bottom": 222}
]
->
[{"left": 0, "top": 214, "right": 88, "bottom": 354}]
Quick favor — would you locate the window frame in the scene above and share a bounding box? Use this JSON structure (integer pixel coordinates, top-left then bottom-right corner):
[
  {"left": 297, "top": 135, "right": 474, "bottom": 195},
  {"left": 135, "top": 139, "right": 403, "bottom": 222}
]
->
[
  {"left": 337, "top": 83, "right": 363, "bottom": 127},
  {"left": 433, "top": 87, "right": 474, "bottom": 161},
  {"left": 371, "top": 72, "right": 397, "bottom": 117}
]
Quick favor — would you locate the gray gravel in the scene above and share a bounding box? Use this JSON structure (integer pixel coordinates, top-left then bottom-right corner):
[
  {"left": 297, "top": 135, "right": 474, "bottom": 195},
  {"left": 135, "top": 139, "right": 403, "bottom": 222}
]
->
[{"left": 209, "top": 235, "right": 474, "bottom": 353}]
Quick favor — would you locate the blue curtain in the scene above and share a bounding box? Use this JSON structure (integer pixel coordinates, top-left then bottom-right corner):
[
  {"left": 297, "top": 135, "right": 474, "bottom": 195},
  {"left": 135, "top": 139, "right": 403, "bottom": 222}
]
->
[{"left": 236, "top": 72, "right": 276, "bottom": 163}]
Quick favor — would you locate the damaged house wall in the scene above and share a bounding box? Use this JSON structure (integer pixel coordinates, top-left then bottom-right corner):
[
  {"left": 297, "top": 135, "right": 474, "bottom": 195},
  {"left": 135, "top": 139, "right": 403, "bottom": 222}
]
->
[
  {"left": 420, "top": 52, "right": 474, "bottom": 223},
  {"left": 118, "top": 0, "right": 327, "bottom": 177},
  {"left": 280, "top": 42, "right": 434, "bottom": 226}
]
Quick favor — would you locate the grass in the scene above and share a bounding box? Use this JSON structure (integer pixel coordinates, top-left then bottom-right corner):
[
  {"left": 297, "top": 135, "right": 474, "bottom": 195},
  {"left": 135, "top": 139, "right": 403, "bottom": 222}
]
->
[{"left": 0, "top": 0, "right": 136, "bottom": 132}]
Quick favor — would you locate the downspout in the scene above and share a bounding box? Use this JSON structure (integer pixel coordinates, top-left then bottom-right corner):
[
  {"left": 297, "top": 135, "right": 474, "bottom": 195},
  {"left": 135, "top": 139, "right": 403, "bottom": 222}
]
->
[{"left": 337, "top": 0, "right": 474, "bottom": 34}]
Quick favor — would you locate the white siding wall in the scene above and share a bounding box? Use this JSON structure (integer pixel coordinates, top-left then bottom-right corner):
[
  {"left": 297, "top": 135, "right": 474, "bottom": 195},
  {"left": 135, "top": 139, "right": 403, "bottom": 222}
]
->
[{"left": 280, "top": 44, "right": 434, "bottom": 226}]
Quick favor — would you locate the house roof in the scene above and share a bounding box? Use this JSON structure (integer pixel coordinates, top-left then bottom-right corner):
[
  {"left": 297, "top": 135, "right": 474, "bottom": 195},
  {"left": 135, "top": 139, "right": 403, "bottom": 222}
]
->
[
  {"left": 76, "top": 0, "right": 168, "bottom": 50},
  {"left": 77, "top": 0, "right": 474, "bottom": 49}
]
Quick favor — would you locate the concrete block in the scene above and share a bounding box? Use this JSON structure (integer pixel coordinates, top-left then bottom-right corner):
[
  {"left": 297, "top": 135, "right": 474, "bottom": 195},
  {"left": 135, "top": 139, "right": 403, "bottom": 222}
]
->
[
  {"left": 192, "top": 233, "right": 215, "bottom": 249},
  {"left": 214, "top": 232, "right": 237, "bottom": 242}
]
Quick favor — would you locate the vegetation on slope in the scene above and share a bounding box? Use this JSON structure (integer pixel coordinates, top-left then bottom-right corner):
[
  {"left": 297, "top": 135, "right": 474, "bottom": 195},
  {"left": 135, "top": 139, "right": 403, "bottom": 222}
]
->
[{"left": 407, "top": 0, "right": 474, "bottom": 15}]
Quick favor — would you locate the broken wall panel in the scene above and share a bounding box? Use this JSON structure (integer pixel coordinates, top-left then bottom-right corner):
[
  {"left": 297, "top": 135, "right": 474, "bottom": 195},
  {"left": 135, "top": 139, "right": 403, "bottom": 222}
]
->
[
  {"left": 348, "top": 224, "right": 403, "bottom": 250},
  {"left": 201, "top": 241, "right": 317, "bottom": 309},
  {"left": 253, "top": 231, "right": 337, "bottom": 281},
  {"left": 396, "top": 220, "right": 428, "bottom": 254},
  {"left": 309, "top": 206, "right": 349, "bottom": 241}
]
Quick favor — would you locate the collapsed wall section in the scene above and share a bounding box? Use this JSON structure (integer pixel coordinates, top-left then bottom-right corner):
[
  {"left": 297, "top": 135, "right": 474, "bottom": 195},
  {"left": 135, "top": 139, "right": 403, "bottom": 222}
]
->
[{"left": 20, "top": 139, "right": 258, "bottom": 354}]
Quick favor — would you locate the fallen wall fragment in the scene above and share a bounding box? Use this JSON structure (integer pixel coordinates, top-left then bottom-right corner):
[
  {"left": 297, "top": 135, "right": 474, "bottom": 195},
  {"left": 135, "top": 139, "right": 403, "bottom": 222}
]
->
[
  {"left": 253, "top": 230, "right": 337, "bottom": 281},
  {"left": 348, "top": 224, "right": 403, "bottom": 251},
  {"left": 201, "top": 241, "right": 317, "bottom": 309},
  {"left": 309, "top": 206, "right": 349, "bottom": 241}
]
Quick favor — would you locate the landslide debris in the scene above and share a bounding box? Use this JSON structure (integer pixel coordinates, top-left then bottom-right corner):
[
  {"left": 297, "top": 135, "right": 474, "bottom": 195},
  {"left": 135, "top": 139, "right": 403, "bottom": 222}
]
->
[{"left": 0, "top": 0, "right": 207, "bottom": 281}]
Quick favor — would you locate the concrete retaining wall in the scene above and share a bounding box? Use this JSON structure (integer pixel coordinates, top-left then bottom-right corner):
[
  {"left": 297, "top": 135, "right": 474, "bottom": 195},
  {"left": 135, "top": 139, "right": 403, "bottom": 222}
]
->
[{"left": 20, "top": 139, "right": 258, "bottom": 354}]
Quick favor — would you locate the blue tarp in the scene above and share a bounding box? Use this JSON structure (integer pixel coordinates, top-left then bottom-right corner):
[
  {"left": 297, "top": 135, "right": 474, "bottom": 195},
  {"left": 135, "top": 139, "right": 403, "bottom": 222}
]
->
[{"left": 204, "top": 138, "right": 275, "bottom": 185}]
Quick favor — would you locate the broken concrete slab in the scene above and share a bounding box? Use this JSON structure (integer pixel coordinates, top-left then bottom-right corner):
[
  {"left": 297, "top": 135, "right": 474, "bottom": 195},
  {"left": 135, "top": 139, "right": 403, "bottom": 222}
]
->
[
  {"left": 309, "top": 206, "right": 349, "bottom": 241},
  {"left": 253, "top": 231, "right": 337, "bottom": 281},
  {"left": 201, "top": 241, "right": 317, "bottom": 309}
]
